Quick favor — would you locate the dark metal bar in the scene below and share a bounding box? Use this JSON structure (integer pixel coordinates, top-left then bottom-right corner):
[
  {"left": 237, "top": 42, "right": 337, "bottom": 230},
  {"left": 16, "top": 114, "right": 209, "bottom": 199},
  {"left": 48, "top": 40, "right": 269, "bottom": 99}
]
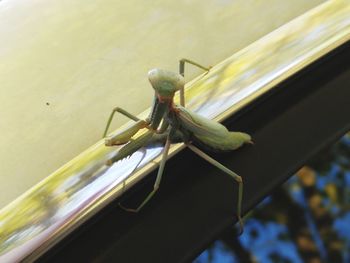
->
[{"left": 40, "top": 40, "right": 350, "bottom": 263}]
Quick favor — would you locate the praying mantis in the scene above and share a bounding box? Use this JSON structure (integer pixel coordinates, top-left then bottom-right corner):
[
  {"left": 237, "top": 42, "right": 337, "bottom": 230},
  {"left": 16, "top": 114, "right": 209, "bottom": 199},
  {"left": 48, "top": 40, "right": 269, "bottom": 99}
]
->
[{"left": 102, "top": 59, "right": 252, "bottom": 232}]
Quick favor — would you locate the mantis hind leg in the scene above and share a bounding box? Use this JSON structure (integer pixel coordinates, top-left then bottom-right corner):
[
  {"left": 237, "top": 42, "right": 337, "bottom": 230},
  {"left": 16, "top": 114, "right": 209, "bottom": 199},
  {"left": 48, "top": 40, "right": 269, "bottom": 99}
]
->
[
  {"left": 178, "top": 59, "right": 211, "bottom": 106},
  {"left": 186, "top": 144, "right": 244, "bottom": 234},
  {"left": 119, "top": 134, "right": 171, "bottom": 212}
]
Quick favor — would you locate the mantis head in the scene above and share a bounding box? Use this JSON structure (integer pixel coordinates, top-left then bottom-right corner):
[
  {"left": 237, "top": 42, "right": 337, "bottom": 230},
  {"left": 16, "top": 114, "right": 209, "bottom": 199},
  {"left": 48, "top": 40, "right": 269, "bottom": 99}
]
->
[{"left": 148, "top": 69, "right": 185, "bottom": 101}]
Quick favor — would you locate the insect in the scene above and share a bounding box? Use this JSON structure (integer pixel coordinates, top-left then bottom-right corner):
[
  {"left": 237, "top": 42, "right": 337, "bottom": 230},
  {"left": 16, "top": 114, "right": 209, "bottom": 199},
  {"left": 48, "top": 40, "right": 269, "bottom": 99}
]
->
[{"left": 103, "top": 59, "right": 252, "bottom": 232}]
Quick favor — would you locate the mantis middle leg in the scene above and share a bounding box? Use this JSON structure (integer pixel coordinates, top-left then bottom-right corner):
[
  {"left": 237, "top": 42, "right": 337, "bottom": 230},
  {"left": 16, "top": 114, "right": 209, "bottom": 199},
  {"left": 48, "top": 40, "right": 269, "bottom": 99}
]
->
[
  {"left": 186, "top": 144, "right": 244, "bottom": 234},
  {"left": 103, "top": 107, "right": 148, "bottom": 137},
  {"left": 103, "top": 106, "right": 152, "bottom": 146},
  {"left": 179, "top": 58, "right": 211, "bottom": 107},
  {"left": 119, "top": 132, "right": 172, "bottom": 212}
]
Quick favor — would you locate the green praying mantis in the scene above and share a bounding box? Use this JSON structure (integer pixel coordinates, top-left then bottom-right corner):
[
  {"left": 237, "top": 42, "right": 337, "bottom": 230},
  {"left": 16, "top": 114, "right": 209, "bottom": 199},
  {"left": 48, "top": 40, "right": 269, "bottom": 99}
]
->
[{"left": 102, "top": 59, "right": 252, "bottom": 232}]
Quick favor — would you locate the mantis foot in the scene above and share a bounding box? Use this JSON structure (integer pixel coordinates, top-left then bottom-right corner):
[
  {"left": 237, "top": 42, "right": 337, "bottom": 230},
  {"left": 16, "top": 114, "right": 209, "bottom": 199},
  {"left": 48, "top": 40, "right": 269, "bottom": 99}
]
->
[
  {"left": 236, "top": 216, "right": 244, "bottom": 236},
  {"left": 118, "top": 202, "right": 139, "bottom": 213}
]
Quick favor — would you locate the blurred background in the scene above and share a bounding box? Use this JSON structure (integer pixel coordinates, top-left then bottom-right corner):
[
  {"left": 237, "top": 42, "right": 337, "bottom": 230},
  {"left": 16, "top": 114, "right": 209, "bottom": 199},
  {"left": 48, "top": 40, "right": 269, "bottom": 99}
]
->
[
  {"left": 194, "top": 133, "right": 350, "bottom": 263},
  {"left": 0, "top": 0, "right": 325, "bottom": 208}
]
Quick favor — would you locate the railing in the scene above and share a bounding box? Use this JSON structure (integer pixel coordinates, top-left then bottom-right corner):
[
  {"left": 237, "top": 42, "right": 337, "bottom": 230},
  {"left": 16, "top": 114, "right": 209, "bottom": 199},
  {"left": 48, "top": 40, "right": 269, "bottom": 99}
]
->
[{"left": 1, "top": 1, "right": 349, "bottom": 262}]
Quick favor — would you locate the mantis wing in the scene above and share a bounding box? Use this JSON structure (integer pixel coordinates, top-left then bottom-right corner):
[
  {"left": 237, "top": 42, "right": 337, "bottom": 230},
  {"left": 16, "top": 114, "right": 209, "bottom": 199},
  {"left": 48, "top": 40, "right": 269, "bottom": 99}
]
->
[{"left": 176, "top": 106, "right": 251, "bottom": 151}]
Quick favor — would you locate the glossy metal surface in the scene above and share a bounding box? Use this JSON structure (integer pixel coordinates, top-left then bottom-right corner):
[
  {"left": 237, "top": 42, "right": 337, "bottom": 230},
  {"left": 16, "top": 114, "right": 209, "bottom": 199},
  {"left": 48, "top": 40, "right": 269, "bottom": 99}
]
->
[
  {"left": 0, "top": 1, "right": 349, "bottom": 262},
  {"left": 0, "top": 0, "right": 323, "bottom": 208}
]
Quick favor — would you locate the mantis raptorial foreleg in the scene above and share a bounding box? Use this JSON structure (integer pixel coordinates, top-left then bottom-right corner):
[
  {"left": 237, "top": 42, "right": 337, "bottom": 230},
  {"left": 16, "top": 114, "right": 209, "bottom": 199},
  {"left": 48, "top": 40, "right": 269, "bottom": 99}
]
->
[
  {"left": 120, "top": 148, "right": 147, "bottom": 192},
  {"left": 156, "top": 119, "right": 169, "bottom": 134},
  {"left": 107, "top": 130, "right": 154, "bottom": 164},
  {"left": 105, "top": 120, "right": 149, "bottom": 146},
  {"left": 179, "top": 58, "right": 211, "bottom": 106},
  {"left": 119, "top": 134, "right": 172, "bottom": 212},
  {"left": 186, "top": 144, "right": 244, "bottom": 234}
]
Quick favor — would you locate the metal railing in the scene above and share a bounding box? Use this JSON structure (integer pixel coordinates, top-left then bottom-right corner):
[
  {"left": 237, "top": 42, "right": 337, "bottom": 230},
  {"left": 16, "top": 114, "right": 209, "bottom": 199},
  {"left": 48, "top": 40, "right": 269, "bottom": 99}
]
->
[{"left": 0, "top": 1, "right": 349, "bottom": 262}]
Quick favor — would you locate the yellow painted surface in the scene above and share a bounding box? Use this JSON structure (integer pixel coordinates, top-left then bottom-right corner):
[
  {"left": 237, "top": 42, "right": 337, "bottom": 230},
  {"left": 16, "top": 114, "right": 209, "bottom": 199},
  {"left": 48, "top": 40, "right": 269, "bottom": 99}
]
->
[{"left": 0, "top": 0, "right": 324, "bottom": 208}]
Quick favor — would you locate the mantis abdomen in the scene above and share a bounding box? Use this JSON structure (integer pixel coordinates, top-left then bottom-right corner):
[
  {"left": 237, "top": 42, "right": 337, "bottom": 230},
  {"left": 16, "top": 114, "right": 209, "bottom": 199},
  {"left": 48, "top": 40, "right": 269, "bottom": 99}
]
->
[{"left": 176, "top": 106, "right": 251, "bottom": 151}]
